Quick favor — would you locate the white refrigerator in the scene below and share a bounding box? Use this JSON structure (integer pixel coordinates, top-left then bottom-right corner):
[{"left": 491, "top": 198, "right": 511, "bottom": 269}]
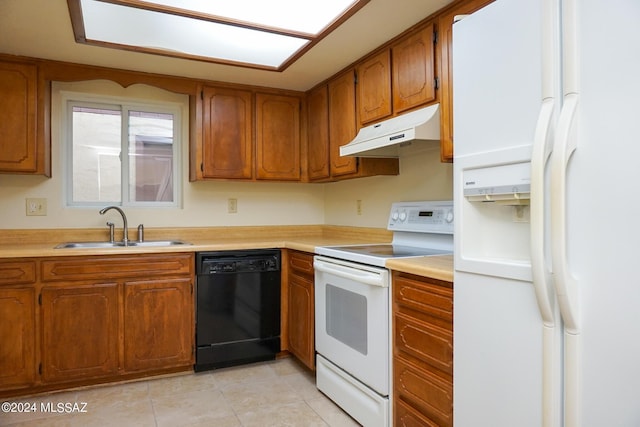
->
[{"left": 453, "top": 0, "right": 640, "bottom": 426}]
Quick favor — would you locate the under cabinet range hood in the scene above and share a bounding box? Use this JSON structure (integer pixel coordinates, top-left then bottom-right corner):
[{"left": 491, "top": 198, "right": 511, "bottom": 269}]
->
[{"left": 340, "top": 104, "right": 441, "bottom": 158}]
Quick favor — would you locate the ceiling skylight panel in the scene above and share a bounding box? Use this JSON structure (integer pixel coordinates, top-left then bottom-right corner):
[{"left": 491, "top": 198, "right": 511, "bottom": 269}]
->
[
  {"left": 138, "top": 0, "right": 359, "bottom": 34},
  {"left": 69, "top": 0, "right": 369, "bottom": 70},
  {"left": 80, "top": 0, "right": 309, "bottom": 67}
]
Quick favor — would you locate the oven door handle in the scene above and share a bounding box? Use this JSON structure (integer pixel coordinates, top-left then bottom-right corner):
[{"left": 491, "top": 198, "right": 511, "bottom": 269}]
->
[{"left": 314, "top": 259, "right": 388, "bottom": 287}]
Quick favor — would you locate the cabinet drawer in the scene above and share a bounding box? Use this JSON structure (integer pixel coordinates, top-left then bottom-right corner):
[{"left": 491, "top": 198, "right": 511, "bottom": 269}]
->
[
  {"left": 289, "top": 251, "right": 314, "bottom": 276},
  {"left": 394, "top": 273, "right": 452, "bottom": 322},
  {"left": 394, "top": 356, "right": 452, "bottom": 427},
  {"left": 395, "top": 312, "right": 452, "bottom": 375},
  {"left": 395, "top": 398, "right": 441, "bottom": 427},
  {"left": 0, "top": 260, "right": 36, "bottom": 285},
  {"left": 41, "top": 253, "right": 194, "bottom": 282}
]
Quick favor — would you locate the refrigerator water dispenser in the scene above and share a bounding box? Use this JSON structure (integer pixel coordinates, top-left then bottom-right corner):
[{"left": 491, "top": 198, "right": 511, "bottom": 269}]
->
[
  {"left": 455, "top": 145, "right": 533, "bottom": 282},
  {"left": 463, "top": 161, "right": 531, "bottom": 204}
]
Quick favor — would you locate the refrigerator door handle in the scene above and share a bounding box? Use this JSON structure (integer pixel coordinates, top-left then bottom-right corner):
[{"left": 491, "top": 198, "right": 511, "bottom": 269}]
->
[
  {"left": 551, "top": 92, "right": 580, "bottom": 427},
  {"left": 531, "top": 97, "right": 555, "bottom": 327},
  {"left": 532, "top": 96, "right": 562, "bottom": 427},
  {"left": 550, "top": 92, "right": 579, "bottom": 333}
]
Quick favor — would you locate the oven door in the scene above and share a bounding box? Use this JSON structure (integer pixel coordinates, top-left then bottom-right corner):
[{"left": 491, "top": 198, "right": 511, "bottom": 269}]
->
[{"left": 314, "top": 255, "right": 390, "bottom": 396}]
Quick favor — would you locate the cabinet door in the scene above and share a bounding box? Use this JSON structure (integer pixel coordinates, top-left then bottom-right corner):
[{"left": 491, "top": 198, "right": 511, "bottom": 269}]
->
[
  {"left": 255, "top": 93, "right": 301, "bottom": 180},
  {"left": 201, "top": 87, "right": 253, "bottom": 179},
  {"left": 0, "top": 287, "right": 36, "bottom": 390},
  {"left": 0, "top": 61, "right": 38, "bottom": 173},
  {"left": 357, "top": 49, "right": 392, "bottom": 125},
  {"left": 328, "top": 70, "right": 358, "bottom": 177},
  {"left": 123, "top": 278, "right": 193, "bottom": 372},
  {"left": 41, "top": 283, "right": 119, "bottom": 383},
  {"left": 307, "top": 85, "right": 330, "bottom": 181},
  {"left": 288, "top": 275, "right": 315, "bottom": 370},
  {"left": 438, "top": 0, "right": 494, "bottom": 161},
  {"left": 392, "top": 24, "right": 436, "bottom": 114}
]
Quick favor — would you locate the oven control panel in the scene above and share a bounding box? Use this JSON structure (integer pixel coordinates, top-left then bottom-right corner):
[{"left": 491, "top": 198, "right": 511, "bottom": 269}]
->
[{"left": 387, "top": 200, "right": 454, "bottom": 234}]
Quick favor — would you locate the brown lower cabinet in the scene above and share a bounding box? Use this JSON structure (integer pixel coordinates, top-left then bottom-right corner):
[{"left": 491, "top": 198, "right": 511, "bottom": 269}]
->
[
  {"left": 0, "top": 253, "right": 195, "bottom": 397},
  {"left": 286, "top": 250, "right": 315, "bottom": 370},
  {"left": 123, "top": 278, "right": 193, "bottom": 372},
  {"left": 0, "top": 285, "right": 37, "bottom": 390},
  {"left": 393, "top": 271, "right": 453, "bottom": 427},
  {"left": 41, "top": 283, "right": 120, "bottom": 383}
]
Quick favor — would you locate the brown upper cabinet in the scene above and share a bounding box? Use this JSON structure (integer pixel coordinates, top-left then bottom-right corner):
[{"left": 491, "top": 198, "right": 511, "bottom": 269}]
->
[
  {"left": 200, "top": 87, "right": 253, "bottom": 179},
  {"left": 306, "top": 85, "right": 331, "bottom": 181},
  {"left": 392, "top": 23, "right": 436, "bottom": 114},
  {"left": 438, "top": 0, "right": 494, "bottom": 161},
  {"left": 255, "top": 93, "right": 301, "bottom": 181},
  {"left": 194, "top": 88, "right": 302, "bottom": 181},
  {"left": 0, "top": 60, "right": 49, "bottom": 176},
  {"left": 328, "top": 70, "right": 359, "bottom": 177},
  {"left": 307, "top": 70, "right": 399, "bottom": 182},
  {"left": 0, "top": 0, "right": 490, "bottom": 179},
  {"left": 354, "top": 22, "right": 436, "bottom": 129},
  {"left": 356, "top": 50, "right": 392, "bottom": 125}
]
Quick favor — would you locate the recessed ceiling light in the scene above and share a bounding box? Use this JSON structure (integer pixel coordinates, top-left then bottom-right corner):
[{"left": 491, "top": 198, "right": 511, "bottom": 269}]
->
[{"left": 67, "top": 0, "right": 370, "bottom": 71}]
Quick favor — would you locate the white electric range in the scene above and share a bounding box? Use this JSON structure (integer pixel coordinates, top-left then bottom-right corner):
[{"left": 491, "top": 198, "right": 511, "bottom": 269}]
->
[
  {"left": 313, "top": 200, "right": 453, "bottom": 427},
  {"left": 317, "top": 200, "right": 454, "bottom": 265}
]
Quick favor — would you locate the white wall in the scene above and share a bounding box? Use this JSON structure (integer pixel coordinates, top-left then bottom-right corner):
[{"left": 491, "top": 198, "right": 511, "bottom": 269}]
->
[
  {"left": 0, "top": 80, "right": 452, "bottom": 230},
  {"left": 324, "top": 143, "right": 454, "bottom": 228}
]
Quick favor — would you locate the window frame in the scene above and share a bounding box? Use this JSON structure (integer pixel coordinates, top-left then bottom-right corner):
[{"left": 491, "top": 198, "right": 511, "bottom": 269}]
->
[{"left": 61, "top": 90, "right": 182, "bottom": 208}]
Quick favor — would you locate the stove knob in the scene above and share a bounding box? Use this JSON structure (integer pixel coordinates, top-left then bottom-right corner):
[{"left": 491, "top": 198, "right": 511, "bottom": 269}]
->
[
  {"left": 391, "top": 210, "right": 399, "bottom": 221},
  {"left": 399, "top": 211, "right": 407, "bottom": 222},
  {"left": 445, "top": 209, "right": 454, "bottom": 223}
]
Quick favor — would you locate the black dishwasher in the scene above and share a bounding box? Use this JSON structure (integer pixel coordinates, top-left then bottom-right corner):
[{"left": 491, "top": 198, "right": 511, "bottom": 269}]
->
[{"left": 195, "top": 249, "right": 281, "bottom": 371}]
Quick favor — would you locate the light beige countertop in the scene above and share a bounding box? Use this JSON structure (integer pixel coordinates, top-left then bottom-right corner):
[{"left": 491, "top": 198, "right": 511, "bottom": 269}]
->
[
  {"left": 0, "top": 226, "right": 454, "bottom": 280},
  {"left": 385, "top": 254, "right": 453, "bottom": 282},
  {"left": 0, "top": 225, "right": 390, "bottom": 258}
]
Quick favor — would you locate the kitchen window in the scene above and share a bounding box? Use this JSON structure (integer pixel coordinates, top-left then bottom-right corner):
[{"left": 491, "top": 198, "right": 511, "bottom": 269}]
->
[{"left": 62, "top": 93, "right": 181, "bottom": 207}]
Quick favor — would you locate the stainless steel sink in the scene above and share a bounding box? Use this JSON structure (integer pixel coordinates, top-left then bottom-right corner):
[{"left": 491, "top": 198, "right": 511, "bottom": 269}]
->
[
  {"left": 55, "top": 240, "right": 191, "bottom": 249},
  {"left": 128, "top": 240, "right": 191, "bottom": 247}
]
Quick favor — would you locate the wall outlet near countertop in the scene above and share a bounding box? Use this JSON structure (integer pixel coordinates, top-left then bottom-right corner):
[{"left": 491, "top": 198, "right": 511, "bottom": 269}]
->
[
  {"left": 26, "top": 198, "right": 47, "bottom": 216},
  {"left": 228, "top": 198, "right": 238, "bottom": 214},
  {"left": 356, "top": 199, "right": 362, "bottom": 215}
]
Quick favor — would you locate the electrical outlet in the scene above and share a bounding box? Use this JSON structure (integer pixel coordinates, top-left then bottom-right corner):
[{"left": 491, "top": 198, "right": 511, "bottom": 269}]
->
[
  {"left": 26, "top": 198, "right": 47, "bottom": 216},
  {"left": 356, "top": 199, "right": 362, "bottom": 215},
  {"left": 228, "top": 198, "right": 238, "bottom": 214}
]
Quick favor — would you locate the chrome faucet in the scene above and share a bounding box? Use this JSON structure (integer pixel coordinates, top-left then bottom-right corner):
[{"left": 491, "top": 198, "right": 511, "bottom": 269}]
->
[
  {"left": 99, "top": 206, "right": 129, "bottom": 246},
  {"left": 106, "top": 221, "right": 115, "bottom": 243},
  {"left": 137, "top": 224, "right": 144, "bottom": 243}
]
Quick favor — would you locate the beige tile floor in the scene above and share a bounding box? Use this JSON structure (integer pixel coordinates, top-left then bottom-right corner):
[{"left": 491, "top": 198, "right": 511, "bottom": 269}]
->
[{"left": 1, "top": 358, "right": 361, "bottom": 427}]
